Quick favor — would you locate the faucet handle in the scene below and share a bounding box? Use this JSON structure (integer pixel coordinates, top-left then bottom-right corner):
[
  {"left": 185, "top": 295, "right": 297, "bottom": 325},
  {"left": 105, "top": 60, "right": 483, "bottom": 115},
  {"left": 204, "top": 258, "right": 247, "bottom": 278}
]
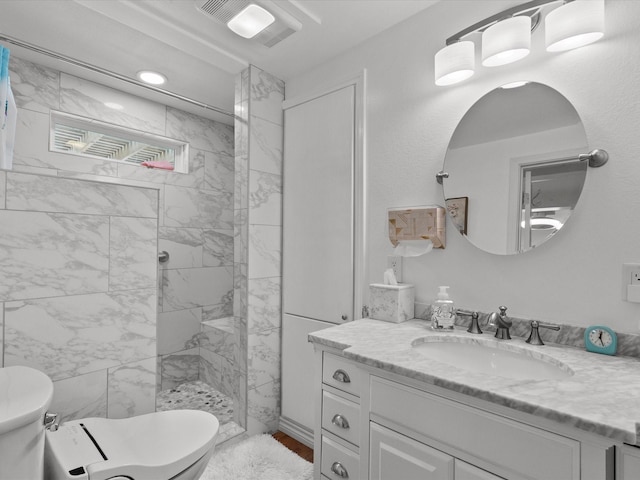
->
[
  {"left": 498, "top": 306, "right": 512, "bottom": 327},
  {"left": 457, "top": 310, "right": 482, "bottom": 334},
  {"left": 526, "top": 320, "right": 561, "bottom": 345},
  {"left": 491, "top": 305, "right": 512, "bottom": 339}
]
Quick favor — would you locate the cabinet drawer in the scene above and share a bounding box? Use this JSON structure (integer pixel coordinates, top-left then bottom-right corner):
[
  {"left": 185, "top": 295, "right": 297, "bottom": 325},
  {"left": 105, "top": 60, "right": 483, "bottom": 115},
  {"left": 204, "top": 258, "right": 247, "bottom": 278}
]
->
[
  {"left": 322, "top": 390, "right": 360, "bottom": 446},
  {"left": 323, "top": 352, "right": 361, "bottom": 397},
  {"left": 370, "top": 376, "right": 579, "bottom": 480},
  {"left": 321, "top": 435, "right": 359, "bottom": 480}
]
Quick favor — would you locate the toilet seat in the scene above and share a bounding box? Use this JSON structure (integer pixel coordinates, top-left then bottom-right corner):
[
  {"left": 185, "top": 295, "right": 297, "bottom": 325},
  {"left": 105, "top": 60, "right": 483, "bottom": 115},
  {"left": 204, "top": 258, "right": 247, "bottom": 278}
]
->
[{"left": 45, "top": 409, "right": 219, "bottom": 480}]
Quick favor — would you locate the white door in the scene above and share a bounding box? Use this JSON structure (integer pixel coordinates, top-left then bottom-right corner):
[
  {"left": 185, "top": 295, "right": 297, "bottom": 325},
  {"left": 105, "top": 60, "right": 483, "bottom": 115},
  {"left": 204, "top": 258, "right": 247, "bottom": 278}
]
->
[
  {"left": 370, "top": 422, "right": 454, "bottom": 480},
  {"left": 283, "top": 84, "right": 355, "bottom": 324},
  {"left": 280, "top": 77, "right": 365, "bottom": 441}
]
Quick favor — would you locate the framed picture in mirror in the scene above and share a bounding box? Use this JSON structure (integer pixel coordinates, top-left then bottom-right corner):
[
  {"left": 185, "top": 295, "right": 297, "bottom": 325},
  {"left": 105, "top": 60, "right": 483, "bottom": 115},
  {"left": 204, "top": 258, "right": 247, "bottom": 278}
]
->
[{"left": 445, "top": 197, "right": 468, "bottom": 235}]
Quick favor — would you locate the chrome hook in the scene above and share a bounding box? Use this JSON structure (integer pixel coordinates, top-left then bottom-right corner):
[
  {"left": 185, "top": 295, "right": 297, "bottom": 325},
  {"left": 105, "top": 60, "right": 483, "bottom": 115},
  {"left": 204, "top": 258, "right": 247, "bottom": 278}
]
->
[{"left": 435, "top": 171, "right": 449, "bottom": 184}]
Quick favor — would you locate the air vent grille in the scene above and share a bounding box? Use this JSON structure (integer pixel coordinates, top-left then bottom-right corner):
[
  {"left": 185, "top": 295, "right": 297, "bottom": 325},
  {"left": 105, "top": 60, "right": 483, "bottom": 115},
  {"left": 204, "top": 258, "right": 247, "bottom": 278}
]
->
[
  {"left": 50, "top": 111, "right": 187, "bottom": 172},
  {"left": 256, "top": 25, "right": 296, "bottom": 48},
  {"left": 198, "top": 0, "right": 250, "bottom": 23},
  {"left": 53, "top": 124, "right": 174, "bottom": 165},
  {"left": 196, "top": 0, "right": 302, "bottom": 48}
]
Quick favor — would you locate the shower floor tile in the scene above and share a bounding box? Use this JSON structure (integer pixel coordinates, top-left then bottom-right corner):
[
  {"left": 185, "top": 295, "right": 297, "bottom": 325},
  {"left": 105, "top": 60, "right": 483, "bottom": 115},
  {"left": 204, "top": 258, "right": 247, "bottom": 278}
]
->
[{"left": 156, "top": 380, "right": 235, "bottom": 425}]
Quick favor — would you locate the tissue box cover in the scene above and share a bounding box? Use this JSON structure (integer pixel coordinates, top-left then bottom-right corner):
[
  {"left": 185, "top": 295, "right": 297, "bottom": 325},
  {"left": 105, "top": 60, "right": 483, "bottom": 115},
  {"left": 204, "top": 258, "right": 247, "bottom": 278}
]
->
[{"left": 369, "top": 283, "right": 415, "bottom": 323}]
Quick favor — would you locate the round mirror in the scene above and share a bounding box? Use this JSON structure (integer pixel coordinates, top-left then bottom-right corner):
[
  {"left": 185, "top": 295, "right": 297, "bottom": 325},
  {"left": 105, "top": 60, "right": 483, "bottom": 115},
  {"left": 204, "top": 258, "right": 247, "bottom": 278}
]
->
[{"left": 442, "top": 82, "right": 588, "bottom": 255}]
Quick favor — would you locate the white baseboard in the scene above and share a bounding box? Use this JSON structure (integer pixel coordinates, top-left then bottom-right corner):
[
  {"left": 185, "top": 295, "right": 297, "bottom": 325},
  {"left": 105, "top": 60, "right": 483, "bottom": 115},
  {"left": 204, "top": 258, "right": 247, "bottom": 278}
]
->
[{"left": 278, "top": 415, "right": 314, "bottom": 448}]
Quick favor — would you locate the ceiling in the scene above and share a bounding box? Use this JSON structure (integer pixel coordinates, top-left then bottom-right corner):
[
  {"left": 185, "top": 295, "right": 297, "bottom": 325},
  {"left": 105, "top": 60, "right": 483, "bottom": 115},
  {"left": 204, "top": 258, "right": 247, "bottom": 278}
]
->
[{"left": 0, "top": 0, "right": 438, "bottom": 124}]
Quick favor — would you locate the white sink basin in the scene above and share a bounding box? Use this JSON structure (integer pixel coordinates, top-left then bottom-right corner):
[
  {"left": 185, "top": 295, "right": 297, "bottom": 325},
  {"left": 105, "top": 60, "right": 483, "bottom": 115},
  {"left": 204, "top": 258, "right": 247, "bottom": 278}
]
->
[{"left": 412, "top": 338, "right": 574, "bottom": 381}]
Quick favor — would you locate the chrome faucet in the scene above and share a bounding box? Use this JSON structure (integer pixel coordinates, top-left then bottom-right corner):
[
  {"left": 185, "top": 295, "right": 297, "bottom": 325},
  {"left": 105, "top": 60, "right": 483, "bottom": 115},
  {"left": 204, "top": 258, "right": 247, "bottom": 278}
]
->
[
  {"left": 526, "top": 320, "right": 560, "bottom": 345},
  {"left": 488, "top": 306, "right": 511, "bottom": 340},
  {"left": 456, "top": 309, "right": 482, "bottom": 334}
]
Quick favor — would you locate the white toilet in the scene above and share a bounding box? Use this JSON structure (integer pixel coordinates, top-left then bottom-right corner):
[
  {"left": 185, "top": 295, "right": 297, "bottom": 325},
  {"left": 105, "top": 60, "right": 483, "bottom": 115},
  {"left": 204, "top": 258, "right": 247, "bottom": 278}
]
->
[
  {"left": 0, "top": 366, "right": 220, "bottom": 480},
  {"left": 0, "top": 366, "right": 54, "bottom": 480}
]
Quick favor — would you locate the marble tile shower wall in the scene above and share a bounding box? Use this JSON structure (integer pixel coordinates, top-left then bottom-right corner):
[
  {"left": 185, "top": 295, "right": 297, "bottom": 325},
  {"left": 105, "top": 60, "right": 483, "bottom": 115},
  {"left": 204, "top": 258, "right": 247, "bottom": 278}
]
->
[
  {"left": 233, "top": 66, "right": 284, "bottom": 435},
  {"left": 0, "top": 172, "right": 158, "bottom": 421},
  {"left": 3, "top": 56, "right": 235, "bottom": 421}
]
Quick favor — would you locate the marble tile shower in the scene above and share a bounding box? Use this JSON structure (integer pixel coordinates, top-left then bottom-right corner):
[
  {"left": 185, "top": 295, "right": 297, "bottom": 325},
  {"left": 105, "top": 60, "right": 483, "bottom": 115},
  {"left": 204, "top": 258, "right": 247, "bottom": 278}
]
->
[
  {"left": 3, "top": 57, "right": 285, "bottom": 438},
  {"left": 3, "top": 56, "right": 236, "bottom": 423}
]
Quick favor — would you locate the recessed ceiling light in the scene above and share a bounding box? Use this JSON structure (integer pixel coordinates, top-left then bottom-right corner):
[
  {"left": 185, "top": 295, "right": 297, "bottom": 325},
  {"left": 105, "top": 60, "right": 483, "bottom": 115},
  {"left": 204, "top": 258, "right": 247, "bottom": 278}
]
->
[
  {"left": 137, "top": 70, "right": 167, "bottom": 86},
  {"left": 227, "top": 4, "right": 275, "bottom": 39},
  {"left": 104, "top": 102, "right": 124, "bottom": 110}
]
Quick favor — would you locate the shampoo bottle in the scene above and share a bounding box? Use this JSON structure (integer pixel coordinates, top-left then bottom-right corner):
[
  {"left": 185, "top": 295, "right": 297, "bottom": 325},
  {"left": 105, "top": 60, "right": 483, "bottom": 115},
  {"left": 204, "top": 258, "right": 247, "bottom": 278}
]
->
[{"left": 430, "top": 286, "right": 456, "bottom": 331}]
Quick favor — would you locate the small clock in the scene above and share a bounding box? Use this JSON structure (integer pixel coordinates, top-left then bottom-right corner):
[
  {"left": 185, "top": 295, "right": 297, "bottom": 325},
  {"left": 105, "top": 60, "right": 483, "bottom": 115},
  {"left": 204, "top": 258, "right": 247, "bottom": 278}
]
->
[{"left": 584, "top": 325, "right": 617, "bottom": 355}]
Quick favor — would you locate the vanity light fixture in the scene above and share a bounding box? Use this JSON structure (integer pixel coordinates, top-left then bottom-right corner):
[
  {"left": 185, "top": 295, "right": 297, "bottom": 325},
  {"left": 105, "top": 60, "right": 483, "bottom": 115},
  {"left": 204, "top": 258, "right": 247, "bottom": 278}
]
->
[
  {"left": 227, "top": 4, "right": 275, "bottom": 39},
  {"left": 545, "top": 0, "right": 605, "bottom": 52},
  {"left": 434, "top": 41, "right": 475, "bottom": 86},
  {"left": 482, "top": 15, "right": 531, "bottom": 67},
  {"left": 434, "top": 0, "right": 605, "bottom": 86},
  {"left": 137, "top": 70, "right": 167, "bottom": 86}
]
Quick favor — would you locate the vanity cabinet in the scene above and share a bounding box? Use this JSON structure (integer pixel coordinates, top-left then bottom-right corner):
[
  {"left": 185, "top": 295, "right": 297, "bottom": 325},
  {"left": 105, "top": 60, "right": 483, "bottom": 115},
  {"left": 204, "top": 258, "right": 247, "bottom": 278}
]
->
[
  {"left": 370, "top": 375, "right": 577, "bottom": 479},
  {"left": 313, "top": 346, "right": 616, "bottom": 480},
  {"left": 370, "top": 422, "right": 503, "bottom": 480},
  {"left": 617, "top": 444, "right": 640, "bottom": 480},
  {"left": 455, "top": 461, "right": 504, "bottom": 480},
  {"left": 317, "top": 352, "right": 363, "bottom": 480},
  {"left": 370, "top": 422, "right": 454, "bottom": 479}
]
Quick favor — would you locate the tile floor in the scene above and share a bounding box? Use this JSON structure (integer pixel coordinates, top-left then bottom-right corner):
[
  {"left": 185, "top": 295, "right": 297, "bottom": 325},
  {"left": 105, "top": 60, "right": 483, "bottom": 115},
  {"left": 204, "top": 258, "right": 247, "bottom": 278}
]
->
[{"left": 156, "top": 380, "right": 244, "bottom": 444}]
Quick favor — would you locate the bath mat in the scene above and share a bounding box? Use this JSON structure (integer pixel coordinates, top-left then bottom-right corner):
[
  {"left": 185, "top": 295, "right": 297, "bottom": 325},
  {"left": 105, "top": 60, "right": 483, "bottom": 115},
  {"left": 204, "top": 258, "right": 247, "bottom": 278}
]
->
[{"left": 200, "top": 434, "right": 313, "bottom": 480}]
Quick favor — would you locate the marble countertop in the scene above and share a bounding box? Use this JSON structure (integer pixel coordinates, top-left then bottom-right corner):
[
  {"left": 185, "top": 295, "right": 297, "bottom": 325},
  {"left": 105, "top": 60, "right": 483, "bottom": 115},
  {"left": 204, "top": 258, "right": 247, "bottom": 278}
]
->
[{"left": 309, "top": 318, "right": 640, "bottom": 445}]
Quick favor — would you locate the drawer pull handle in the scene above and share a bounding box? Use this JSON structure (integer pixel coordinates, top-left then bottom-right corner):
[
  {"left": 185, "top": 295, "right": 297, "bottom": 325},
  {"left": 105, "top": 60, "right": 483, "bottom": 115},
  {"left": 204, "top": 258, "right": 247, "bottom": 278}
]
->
[
  {"left": 331, "top": 461, "right": 349, "bottom": 478},
  {"left": 331, "top": 414, "right": 350, "bottom": 429},
  {"left": 332, "top": 369, "right": 351, "bottom": 383}
]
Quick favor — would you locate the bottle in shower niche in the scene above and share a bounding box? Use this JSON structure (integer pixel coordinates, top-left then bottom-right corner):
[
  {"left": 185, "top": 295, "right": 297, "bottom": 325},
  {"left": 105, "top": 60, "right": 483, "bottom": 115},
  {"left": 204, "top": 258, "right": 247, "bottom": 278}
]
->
[{"left": 431, "top": 286, "right": 456, "bottom": 331}]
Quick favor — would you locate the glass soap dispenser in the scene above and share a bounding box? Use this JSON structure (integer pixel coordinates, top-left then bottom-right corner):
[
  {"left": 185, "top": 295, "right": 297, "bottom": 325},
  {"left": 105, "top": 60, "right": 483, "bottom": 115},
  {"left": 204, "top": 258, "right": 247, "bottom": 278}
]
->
[{"left": 430, "top": 286, "right": 456, "bottom": 331}]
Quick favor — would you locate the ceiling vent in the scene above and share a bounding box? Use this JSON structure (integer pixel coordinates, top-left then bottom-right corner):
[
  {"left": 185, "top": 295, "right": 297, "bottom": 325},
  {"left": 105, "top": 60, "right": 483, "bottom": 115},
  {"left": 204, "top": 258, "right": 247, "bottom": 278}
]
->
[{"left": 197, "top": 0, "right": 302, "bottom": 47}]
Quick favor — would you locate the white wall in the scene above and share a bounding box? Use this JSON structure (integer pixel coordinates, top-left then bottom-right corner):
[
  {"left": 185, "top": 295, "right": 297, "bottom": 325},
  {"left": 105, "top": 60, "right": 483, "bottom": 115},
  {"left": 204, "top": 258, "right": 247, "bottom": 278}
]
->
[{"left": 286, "top": 0, "right": 640, "bottom": 333}]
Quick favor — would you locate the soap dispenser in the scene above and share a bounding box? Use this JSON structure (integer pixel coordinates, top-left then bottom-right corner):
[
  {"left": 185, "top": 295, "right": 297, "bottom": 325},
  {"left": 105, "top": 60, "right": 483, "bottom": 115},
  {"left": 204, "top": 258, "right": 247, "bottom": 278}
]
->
[{"left": 430, "top": 286, "right": 456, "bottom": 331}]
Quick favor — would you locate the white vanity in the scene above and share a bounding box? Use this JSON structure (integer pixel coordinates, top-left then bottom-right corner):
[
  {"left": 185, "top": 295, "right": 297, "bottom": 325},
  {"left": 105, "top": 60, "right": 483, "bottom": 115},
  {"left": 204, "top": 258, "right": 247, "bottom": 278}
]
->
[{"left": 310, "top": 319, "right": 640, "bottom": 480}]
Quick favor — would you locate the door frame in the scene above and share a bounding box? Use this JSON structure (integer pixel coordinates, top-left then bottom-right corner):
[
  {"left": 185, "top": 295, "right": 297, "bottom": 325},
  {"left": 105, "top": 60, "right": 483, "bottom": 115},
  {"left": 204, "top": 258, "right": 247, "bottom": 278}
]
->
[{"left": 283, "top": 71, "right": 367, "bottom": 320}]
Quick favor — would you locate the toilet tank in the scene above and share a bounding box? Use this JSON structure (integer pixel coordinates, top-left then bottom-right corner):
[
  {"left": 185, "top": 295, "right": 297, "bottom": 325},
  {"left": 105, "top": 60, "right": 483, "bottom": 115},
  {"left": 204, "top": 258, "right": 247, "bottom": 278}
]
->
[{"left": 0, "top": 366, "right": 54, "bottom": 480}]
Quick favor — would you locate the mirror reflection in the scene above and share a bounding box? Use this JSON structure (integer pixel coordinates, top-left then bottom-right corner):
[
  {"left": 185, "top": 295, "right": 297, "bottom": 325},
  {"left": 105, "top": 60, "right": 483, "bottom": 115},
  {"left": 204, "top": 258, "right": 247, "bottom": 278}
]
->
[{"left": 442, "top": 82, "right": 588, "bottom": 255}]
